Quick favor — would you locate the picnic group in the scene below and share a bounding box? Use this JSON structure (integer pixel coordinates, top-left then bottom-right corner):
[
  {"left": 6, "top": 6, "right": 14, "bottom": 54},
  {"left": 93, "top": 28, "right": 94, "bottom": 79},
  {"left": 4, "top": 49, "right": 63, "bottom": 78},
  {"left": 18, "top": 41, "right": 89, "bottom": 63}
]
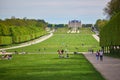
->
[
  {"left": 0, "top": 50, "right": 12, "bottom": 60},
  {"left": 57, "top": 49, "right": 69, "bottom": 58}
]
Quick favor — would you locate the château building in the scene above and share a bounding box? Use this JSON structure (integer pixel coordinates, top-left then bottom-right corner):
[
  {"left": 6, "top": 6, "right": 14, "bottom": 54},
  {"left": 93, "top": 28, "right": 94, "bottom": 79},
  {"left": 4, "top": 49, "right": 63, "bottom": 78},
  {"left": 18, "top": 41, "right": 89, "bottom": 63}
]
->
[
  {"left": 67, "top": 20, "right": 82, "bottom": 33},
  {"left": 68, "top": 20, "right": 82, "bottom": 29}
]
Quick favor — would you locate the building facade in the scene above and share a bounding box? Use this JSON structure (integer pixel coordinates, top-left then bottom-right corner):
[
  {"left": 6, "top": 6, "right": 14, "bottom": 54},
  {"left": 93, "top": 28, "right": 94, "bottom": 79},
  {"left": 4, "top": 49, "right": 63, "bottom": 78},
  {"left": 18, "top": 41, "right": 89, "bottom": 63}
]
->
[{"left": 68, "top": 20, "right": 82, "bottom": 29}]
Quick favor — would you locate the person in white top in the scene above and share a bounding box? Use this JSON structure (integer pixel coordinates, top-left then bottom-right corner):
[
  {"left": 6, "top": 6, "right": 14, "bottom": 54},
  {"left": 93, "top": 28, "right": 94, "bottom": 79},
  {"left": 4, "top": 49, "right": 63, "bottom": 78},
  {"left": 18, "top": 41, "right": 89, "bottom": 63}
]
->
[{"left": 99, "top": 50, "right": 103, "bottom": 61}]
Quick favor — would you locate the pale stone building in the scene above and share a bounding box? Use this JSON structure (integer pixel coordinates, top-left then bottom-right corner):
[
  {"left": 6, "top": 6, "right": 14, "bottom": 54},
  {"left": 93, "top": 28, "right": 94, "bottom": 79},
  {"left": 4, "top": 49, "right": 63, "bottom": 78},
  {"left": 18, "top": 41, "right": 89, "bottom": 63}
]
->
[{"left": 68, "top": 20, "right": 82, "bottom": 33}]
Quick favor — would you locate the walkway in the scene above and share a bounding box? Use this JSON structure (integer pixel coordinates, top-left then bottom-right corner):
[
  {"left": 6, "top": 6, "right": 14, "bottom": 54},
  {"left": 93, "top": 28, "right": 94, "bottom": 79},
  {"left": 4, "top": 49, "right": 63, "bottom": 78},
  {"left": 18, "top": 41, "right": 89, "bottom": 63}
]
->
[
  {"left": 92, "top": 34, "right": 99, "bottom": 42},
  {"left": 0, "top": 33, "right": 53, "bottom": 51},
  {"left": 83, "top": 53, "right": 120, "bottom": 80}
]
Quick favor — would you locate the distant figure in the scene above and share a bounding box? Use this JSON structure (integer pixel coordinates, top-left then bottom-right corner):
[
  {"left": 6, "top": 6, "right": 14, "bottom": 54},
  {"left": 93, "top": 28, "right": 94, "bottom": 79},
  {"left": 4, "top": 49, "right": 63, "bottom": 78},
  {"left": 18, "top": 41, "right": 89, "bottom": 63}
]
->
[
  {"left": 57, "top": 50, "right": 61, "bottom": 58},
  {"left": 8, "top": 54, "right": 12, "bottom": 60},
  {"left": 2, "top": 50, "right": 6, "bottom": 54},
  {"left": 61, "top": 49, "right": 64, "bottom": 54},
  {"left": 3, "top": 55, "right": 8, "bottom": 59},
  {"left": 99, "top": 50, "right": 103, "bottom": 61},
  {"left": 1, "top": 54, "right": 12, "bottom": 60},
  {"left": 38, "top": 49, "right": 41, "bottom": 52},
  {"left": 96, "top": 51, "right": 99, "bottom": 60},
  {"left": 91, "top": 49, "right": 94, "bottom": 54},
  {"left": 61, "top": 49, "right": 64, "bottom": 58},
  {"left": 14, "top": 51, "right": 18, "bottom": 54},
  {"left": 65, "top": 49, "right": 69, "bottom": 58},
  {"left": 66, "top": 53, "right": 69, "bottom": 58}
]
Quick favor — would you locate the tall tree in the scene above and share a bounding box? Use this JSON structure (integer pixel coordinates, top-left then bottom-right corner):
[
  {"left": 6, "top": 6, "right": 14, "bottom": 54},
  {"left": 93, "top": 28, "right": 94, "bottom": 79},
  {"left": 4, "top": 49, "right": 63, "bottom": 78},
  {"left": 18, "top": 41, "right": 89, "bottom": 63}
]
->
[
  {"left": 94, "top": 19, "right": 108, "bottom": 31},
  {"left": 104, "top": 0, "right": 120, "bottom": 18}
]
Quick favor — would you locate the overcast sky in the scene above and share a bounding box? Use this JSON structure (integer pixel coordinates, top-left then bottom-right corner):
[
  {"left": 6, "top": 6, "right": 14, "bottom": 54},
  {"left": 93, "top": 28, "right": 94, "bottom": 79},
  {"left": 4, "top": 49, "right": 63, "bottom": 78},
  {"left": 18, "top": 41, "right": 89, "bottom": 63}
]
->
[{"left": 0, "top": 0, "right": 110, "bottom": 24}]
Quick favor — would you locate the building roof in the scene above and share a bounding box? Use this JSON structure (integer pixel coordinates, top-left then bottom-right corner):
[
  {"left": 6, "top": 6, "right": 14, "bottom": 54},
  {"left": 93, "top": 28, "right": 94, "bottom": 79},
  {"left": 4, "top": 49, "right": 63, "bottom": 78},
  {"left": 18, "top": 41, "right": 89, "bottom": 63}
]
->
[{"left": 69, "top": 20, "right": 81, "bottom": 23}]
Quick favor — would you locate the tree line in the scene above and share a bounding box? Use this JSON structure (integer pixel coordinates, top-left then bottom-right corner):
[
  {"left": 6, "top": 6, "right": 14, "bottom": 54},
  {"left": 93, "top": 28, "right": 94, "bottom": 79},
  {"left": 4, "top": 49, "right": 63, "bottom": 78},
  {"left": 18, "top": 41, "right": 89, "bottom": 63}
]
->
[
  {"left": 0, "top": 17, "right": 47, "bottom": 46},
  {"left": 98, "top": 0, "right": 120, "bottom": 54},
  {"left": 100, "top": 12, "right": 120, "bottom": 54}
]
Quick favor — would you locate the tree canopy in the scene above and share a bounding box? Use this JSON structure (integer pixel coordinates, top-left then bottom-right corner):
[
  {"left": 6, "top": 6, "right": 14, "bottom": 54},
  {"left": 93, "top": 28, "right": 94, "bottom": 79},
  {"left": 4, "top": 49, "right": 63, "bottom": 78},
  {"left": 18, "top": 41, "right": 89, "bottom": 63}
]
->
[
  {"left": 0, "top": 18, "right": 47, "bottom": 45},
  {"left": 94, "top": 19, "right": 108, "bottom": 31},
  {"left": 104, "top": 0, "right": 120, "bottom": 18}
]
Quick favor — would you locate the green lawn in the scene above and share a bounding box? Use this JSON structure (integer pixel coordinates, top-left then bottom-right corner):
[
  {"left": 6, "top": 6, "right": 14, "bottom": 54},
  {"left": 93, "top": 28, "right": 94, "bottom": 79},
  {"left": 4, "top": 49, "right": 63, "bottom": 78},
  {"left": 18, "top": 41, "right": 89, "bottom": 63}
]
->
[
  {"left": 7, "top": 34, "right": 100, "bottom": 53},
  {"left": 0, "top": 54, "right": 105, "bottom": 80}
]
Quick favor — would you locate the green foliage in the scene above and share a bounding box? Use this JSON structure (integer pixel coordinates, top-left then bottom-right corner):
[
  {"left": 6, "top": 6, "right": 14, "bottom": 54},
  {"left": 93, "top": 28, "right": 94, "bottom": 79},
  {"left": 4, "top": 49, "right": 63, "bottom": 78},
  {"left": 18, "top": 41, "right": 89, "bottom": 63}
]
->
[
  {"left": 0, "top": 36, "right": 12, "bottom": 45},
  {"left": 104, "top": 0, "right": 120, "bottom": 17},
  {"left": 104, "top": 53, "right": 120, "bottom": 58},
  {"left": 0, "top": 23, "right": 11, "bottom": 36},
  {"left": 82, "top": 24, "right": 93, "bottom": 27},
  {"left": 0, "top": 54, "right": 105, "bottom": 80},
  {"left": 0, "top": 18, "right": 47, "bottom": 45},
  {"left": 94, "top": 19, "right": 108, "bottom": 31},
  {"left": 100, "top": 12, "right": 120, "bottom": 46}
]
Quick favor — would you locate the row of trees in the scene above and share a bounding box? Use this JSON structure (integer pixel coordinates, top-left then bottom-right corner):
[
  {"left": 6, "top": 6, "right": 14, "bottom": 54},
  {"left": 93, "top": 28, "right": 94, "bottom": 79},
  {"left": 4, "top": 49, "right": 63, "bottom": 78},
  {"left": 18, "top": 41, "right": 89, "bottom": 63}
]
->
[
  {"left": 100, "top": 12, "right": 120, "bottom": 53},
  {"left": 82, "top": 24, "right": 93, "bottom": 27},
  {"left": 95, "top": 0, "right": 120, "bottom": 31},
  {"left": 48, "top": 23, "right": 93, "bottom": 29},
  {"left": 0, "top": 17, "right": 47, "bottom": 45},
  {"left": 100, "top": 0, "right": 120, "bottom": 53}
]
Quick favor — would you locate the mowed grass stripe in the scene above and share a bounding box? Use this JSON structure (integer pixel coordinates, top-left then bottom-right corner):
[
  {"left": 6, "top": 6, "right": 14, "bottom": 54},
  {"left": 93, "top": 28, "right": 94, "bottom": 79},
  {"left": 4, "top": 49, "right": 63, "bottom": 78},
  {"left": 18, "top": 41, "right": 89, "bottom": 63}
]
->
[
  {"left": 7, "top": 34, "right": 100, "bottom": 53},
  {"left": 0, "top": 54, "right": 105, "bottom": 80}
]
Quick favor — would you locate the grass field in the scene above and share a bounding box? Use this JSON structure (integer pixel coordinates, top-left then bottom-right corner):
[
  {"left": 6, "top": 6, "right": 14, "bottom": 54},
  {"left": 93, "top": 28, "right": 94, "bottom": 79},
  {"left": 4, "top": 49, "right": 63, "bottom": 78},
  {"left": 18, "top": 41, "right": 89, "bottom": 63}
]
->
[
  {"left": 0, "top": 28, "right": 104, "bottom": 80},
  {"left": 6, "top": 28, "right": 100, "bottom": 53},
  {"left": 7, "top": 34, "right": 100, "bottom": 53},
  {"left": 0, "top": 54, "right": 105, "bottom": 80}
]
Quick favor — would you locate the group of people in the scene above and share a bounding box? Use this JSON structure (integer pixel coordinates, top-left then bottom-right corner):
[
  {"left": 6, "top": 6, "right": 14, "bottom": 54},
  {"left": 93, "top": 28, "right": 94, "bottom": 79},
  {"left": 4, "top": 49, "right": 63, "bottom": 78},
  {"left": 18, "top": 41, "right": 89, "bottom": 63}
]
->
[
  {"left": 96, "top": 50, "right": 103, "bottom": 61},
  {"left": 57, "top": 49, "right": 69, "bottom": 58},
  {"left": 1, "top": 54, "right": 12, "bottom": 60},
  {"left": 0, "top": 50, "right": 12, "bottom": 60}
]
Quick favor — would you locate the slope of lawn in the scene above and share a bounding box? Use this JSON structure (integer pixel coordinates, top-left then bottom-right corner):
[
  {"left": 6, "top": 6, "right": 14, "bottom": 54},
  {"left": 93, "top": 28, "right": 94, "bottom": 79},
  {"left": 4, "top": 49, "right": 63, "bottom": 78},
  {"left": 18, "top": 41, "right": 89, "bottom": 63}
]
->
[
  {"left": 7, "top": 28, "right": 100, "bottom": 53},
  {"left": 0, "top": 54, "right": 105, "bottom": 80}
]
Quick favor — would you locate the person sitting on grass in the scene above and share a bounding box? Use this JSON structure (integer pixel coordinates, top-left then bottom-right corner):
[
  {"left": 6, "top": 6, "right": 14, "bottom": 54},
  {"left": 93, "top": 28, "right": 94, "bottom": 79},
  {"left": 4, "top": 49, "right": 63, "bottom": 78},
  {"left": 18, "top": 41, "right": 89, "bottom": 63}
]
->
[
  {"left": 1, "top": 54, "right": 12, "bottom": 60},
  {"left": 61, "top": 49, "right": 64, "bottom": 58},
  {"left": 65, "top": 49, "right": 69, "bottom": 58},
  {"left": 57, "top": 49, "right": 65, "bottom": 58},
  {"left": 57, "top": 49, "right": 61, "bottom": 58},
  {"left": 66, "top": 53, "right": 69, "bottom": 58},
  {"left": 8, "top": 54, "right": 12, "bottom": 60}
]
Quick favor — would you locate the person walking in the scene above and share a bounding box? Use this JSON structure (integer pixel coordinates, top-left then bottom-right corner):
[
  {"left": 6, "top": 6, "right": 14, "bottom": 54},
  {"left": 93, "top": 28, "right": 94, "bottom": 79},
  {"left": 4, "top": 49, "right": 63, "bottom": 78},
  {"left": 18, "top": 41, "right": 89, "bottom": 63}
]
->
[
  {"left": 96, "top": 51, "right": 99, "bottom": 60},
  {"left": 99, "top": 50, "right": 103, "bottom": 61}
]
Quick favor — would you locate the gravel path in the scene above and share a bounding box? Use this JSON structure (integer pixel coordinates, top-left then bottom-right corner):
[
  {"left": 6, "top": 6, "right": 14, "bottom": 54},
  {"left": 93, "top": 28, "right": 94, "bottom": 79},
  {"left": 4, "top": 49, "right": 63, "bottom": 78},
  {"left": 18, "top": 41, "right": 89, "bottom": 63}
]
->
[
  {"left": 83, "top": 53, "right": 120, "bottom": 80},
  {"left": 92, "top": 34, "right": 99, "bottom": 42}
]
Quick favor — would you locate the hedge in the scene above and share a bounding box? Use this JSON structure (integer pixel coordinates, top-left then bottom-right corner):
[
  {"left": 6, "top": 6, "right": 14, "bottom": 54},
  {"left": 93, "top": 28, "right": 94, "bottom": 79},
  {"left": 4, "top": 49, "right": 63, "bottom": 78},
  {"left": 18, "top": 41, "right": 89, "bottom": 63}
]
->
[
  {"left": 13, "top": 31, "right": 47, "bottom": 43},
  {"left": 100, "top": 12, "right": 120, "bottom": 46},
  {"left": 0, "top": 18, "right": 48, "bottom": 45},
  {"left": 0, "top": 36, "right": 12, "bottom": 45}
]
